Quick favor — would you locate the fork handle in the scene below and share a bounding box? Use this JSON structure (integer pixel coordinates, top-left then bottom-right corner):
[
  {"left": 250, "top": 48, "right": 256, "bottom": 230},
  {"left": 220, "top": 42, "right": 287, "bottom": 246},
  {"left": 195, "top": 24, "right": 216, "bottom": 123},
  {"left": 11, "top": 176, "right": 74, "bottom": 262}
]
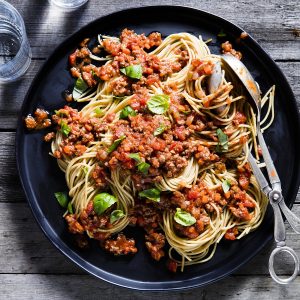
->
[{"left": 257, "top": 130, "right": 281, "bottom": 187}]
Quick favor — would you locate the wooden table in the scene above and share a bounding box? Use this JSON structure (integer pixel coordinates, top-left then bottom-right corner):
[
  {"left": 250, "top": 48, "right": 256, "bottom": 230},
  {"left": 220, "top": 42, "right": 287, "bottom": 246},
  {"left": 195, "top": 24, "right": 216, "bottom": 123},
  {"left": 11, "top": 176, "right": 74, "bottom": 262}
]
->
[{"left": 1, "top": 0, "right": 300, "bottom": 299}]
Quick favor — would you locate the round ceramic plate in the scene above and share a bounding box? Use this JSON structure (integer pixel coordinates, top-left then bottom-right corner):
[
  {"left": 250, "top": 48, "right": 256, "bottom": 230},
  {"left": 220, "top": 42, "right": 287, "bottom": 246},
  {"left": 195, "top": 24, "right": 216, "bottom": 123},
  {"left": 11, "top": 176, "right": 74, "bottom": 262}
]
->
[{"left": 16, "top": 6, "right": 300, "bottom": 290}]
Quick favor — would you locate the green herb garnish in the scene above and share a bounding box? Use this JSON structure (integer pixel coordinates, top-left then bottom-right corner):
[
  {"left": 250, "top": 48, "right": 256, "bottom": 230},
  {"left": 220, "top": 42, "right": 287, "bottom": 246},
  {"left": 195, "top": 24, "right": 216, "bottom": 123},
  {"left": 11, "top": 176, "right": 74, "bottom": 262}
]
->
[
  {"left": 139, "top": 188, "right": 161, "bottom": 202},
  {"left": 110, "top": 210, "right": 125, "bottom": 223},
  {"left": 216, "top": 128, "right": 228, "bottom": 152},
  {"left": 107, "top": 135, "right": 126, "bottom": 153},
  {"left": 120, "top": 106, "right": 137, "bottom": 119},
  {"left": 222, "top": 179, "right": 231, "bottom": 193},
  {"left": 128, "top": 153, "right": 150, "bottom": 175},
  {"left": 72, "top": 77, "right": 88, "bottom": 100},
  {"left": 174, "top": 208, "right": 196, "bottom": 226},
  {"left": 153, "top": 123, "right": 166, "bottom": 136},
  {"left": 60, "top": 121, "right": 71, "bottom": 136},
  {"left": 147, "top": 94, "right": 170, "bottom": 114},
  {"left": 120, "top": 64, "right": 142, "bottom": 80},
  {"left": 54, "top": 192, "right": 69, "bottom": 208},
  {"left": 137, "top": 162, "right": 150, "bottom": 174},
  {"left": 67, "top": 202, "right": 74, "bottom": 214},
  {"left": 128, "top": 153, "right": 142, "bottom": 162},
  {"left": 93, "top": 192, "right": 117, "bottom": 215},
  {"left": 94, "top": 107, "right": 103, "bottom": 117}
]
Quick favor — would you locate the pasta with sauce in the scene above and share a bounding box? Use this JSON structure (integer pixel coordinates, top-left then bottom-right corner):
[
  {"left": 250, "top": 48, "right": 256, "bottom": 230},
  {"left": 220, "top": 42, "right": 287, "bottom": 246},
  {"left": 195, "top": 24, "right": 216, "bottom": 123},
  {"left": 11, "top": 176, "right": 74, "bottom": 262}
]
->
[{"left": 45, "top": 29, "right": 275, "bottom": 272}]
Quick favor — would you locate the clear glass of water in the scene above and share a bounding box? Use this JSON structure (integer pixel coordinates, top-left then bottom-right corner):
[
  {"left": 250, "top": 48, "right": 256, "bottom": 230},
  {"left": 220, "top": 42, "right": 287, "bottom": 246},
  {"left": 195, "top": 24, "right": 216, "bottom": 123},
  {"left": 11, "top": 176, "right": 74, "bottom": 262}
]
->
[
  {"left": 0, "top": 0, "right": 31, "bottom": 83},
  {"left": 48, "top": 0, "right": 89, "bottom": 10}
]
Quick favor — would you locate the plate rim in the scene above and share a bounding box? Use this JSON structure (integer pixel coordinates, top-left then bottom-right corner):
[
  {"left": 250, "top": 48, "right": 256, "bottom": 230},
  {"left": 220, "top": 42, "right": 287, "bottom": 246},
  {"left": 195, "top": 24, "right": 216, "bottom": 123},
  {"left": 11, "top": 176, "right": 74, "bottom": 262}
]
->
[{"left": 15, "top": 5, "right": 300, "bottom": 291}]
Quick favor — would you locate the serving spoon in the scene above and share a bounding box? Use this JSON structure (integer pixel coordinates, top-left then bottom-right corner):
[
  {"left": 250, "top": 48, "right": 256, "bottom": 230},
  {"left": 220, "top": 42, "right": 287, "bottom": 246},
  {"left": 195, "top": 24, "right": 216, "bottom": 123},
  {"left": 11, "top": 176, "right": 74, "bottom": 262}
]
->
[{"left": 220, "top": 54, "right": 300, "bottom": 284}]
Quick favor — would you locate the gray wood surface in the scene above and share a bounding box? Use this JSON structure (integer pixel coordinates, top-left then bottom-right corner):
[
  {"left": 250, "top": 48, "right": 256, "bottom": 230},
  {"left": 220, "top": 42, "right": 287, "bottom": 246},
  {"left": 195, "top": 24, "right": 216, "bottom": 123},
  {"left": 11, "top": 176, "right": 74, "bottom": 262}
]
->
[{"left": 0, "top": 0, "right": 300, "bottom": 299}]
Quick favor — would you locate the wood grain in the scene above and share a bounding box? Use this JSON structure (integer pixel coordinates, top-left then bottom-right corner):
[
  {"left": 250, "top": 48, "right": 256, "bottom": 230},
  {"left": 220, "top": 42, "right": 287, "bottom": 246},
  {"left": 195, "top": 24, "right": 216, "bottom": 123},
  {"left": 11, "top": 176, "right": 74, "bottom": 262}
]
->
[{"left": 0, "top": 274, "right": 300, "bottom": 300}]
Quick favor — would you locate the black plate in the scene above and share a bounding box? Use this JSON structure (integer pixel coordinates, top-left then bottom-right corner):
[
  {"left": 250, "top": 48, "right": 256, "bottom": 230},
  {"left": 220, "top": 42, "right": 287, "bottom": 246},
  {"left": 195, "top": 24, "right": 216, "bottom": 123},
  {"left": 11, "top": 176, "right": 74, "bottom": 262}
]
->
[{"left": 16, "top": 6, "right": 300, "bottom": 290}]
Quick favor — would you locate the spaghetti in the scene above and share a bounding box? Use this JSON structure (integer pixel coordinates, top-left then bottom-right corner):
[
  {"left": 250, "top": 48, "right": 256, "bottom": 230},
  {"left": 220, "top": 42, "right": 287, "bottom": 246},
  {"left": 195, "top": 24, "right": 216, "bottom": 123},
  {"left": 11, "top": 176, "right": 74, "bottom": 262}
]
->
[{"left": 46, "top": 29, "right": 275, "bottom": 272}]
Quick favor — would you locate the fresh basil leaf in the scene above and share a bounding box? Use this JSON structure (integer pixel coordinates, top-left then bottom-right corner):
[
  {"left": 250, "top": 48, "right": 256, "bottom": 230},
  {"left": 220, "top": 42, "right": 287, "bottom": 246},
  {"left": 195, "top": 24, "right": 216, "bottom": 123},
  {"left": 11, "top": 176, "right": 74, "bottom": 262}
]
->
[
  {"left": 110, "top": 210, "right": 125, "bottom": 223},
  {"left": 60, "top": 121, "right": 71, "bottom": 136},
  {"left": 222, "top": 179, "right": 231, "bottom": 193},
  {"left": 55, "top": 109, "right": 68, "bottom": 117},
  {"left": 147, "top": 95, "right": 170, "bottom": 114},
  {"left": 93, "top": 192, "right": 117, "bottom": 215},
  {"left": 217, "top": 29, "right": 227, "bottom": 38},
  {"left": 138, "top": 188, "right": 160, "bottom": 202},
  {"left": 128, "top": 153, "right": 141, "bottom": 163},
  {"left": 107, "top": 135, "right": 126, "bottom": 153},
  {"left": 72, "top": 77, "right": 88, "bottom": 100},
  {"left": 153, "top": 123, "right": 166, "bottom": 136},
  {"left": 67, "top": 202, "right": 74, "bottom": 214},
  {"left": 120, "top": 64, "right": 142, "bottom": 79},
  {"left": 137, "top": 162, "right": 150, "bottom": 175},
  {"left": 54, "top": 192, "right": 69, "bottom": 208},
  {"left": 120, "top": 106, "right": 137, "bottom": 119},
  {"left": 94, "top": 107, "right": 103, "bottom": 117},
  {"left": 216, "top": 128, "right": 228, "bottom": 152},
  {"left": 174, "top": 208, "right": 196, "bottom": 226}
]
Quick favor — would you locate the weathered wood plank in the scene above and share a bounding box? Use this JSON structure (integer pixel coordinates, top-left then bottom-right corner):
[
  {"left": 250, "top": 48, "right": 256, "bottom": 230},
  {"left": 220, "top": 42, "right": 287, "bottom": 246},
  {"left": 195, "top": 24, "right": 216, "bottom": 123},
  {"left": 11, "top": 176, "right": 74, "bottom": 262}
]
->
[
  {"left": 1, "top": 201, "right": 300, "bottom": 275},
  {"left": 12, "top": 0, "right": 300, "bottom": 60},
  {"left": 0, "top": 133, "right": 24, "bottom": 202},
  {"left": 0, "top": 61, "right": 299, "bottom": 129},
  {"left": 0, "top": 274, "right": 299, "bottom": 300}
]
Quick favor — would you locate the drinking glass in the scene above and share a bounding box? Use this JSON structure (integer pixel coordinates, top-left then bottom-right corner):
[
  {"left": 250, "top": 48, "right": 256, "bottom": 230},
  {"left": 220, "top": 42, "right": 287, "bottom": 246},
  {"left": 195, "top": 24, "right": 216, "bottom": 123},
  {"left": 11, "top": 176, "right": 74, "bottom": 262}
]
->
[
  {"left": 0, "top": 0, "right": 31, "bottom": 83},
  {"left": 48, "top": 0, "right": 89, "bottom": 10}
]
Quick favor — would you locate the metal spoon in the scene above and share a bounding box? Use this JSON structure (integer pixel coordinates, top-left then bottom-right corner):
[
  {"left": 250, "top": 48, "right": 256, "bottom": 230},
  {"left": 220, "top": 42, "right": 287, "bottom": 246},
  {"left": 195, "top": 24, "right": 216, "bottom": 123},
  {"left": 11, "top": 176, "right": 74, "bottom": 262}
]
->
[{"left": 221, "top": 54, "right": 300, "bottom": 284}]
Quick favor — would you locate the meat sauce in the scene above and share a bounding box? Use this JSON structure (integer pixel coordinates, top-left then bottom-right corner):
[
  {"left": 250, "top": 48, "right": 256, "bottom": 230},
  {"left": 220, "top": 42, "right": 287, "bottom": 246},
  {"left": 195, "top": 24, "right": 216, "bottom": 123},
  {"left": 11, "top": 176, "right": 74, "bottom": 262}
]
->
[{"left": 25, "top": 29, "right": 256, "bottom": 270}]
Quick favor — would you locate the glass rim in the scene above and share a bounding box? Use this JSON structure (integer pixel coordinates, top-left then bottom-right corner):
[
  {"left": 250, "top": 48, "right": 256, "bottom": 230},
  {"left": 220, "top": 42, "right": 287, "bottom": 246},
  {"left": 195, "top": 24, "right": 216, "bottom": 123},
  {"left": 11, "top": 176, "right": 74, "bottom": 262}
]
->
[
  {"left": 0, "top": 0, "right": 27, "bottom": 41},
  {"left": 48, "top": 0, "right": 89, "bottom": 10},
  {"left": 0, "top": 0, "right": 31, "bottom": 79}
]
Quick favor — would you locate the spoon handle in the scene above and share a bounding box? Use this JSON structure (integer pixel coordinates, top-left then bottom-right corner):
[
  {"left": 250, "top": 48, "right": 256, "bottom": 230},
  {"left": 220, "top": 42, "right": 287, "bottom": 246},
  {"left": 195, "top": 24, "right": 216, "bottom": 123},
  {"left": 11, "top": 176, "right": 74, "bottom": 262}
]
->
[{"left": 257, "top": 130, "right": 281, "bottom": 188}]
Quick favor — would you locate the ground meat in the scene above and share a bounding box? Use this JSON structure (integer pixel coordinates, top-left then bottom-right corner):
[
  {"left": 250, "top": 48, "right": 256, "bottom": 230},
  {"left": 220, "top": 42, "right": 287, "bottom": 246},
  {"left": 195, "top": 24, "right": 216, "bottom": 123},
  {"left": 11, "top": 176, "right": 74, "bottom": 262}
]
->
[
  {"left": 189, "top": 59, "right": 214, "bottom": 80},
  {"left": 110, "top": 76, "right": 131, "bottom": 96},
  {"left": 24, "top": 108, "right": 51, "bottom": 130},
  {"left": 224, "top": 227, "right": 239, "bottom": 240},
  {"left": 171, "top": 180, "right": 227, "bottom": 239},
  {"left": 221, "top": 41, "right": 242, "bottom": 60},
  {"left": 51, "top": 106, "right": 109, "bottom": 160},
  {"left": 233, "top": 111, "right": 247, "bottom": 125},
  {"left": 91, "top": 165, "right": 108, "bottom": 188},
  {"left": 68, "top": 29, "right": 186, "bottom": 95},
  {"left": 104, "top": 234, "right": 137, "bottom": 255},
  {"left": 24, "top": 115, "right": 37, "bottom": 129},
  {"left": 237, "top": 162, "right": 251, "bottom": 190},
  {"left": 195, "top": 145, "right": 219, "bottom": 167},
  {"left": 65, "top": 214, "right": 85, "bottom": 234},
  {"left": 78, "top": 200, "right": 113, "bottom": 239},
  {"left": 132, "top": 203, "right": 162, "bottom": 233},
  {"left": 44, "top": 132, "right": 55, "bottom": 142},
  {"left": 228, "top": 185, "right": 255, "bottom": 221},
  {"left": 240, "top": 32, "right": 248, "bottom": 39},
  {"left": 167, "top": 259, "right": 178, "bottom": 273},
  {"left": 145, "top": 232, "right": 165, "bottom": 261}
]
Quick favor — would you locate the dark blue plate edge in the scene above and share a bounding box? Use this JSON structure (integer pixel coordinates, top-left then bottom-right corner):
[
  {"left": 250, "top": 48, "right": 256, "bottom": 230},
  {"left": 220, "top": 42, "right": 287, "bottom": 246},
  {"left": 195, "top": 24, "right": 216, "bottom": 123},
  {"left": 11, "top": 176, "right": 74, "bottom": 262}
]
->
[{"left": 15, "top": 5, "right": 300, "bottom": 291}]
